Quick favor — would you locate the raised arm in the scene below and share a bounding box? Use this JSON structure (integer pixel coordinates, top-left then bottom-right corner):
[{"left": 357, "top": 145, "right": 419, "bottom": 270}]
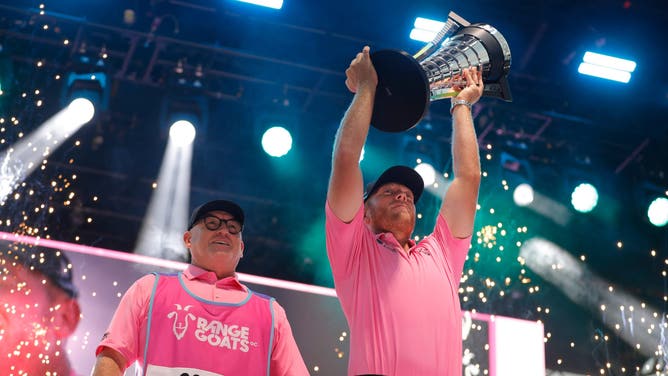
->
[
  {"left": 327, "top": 46, "right": 378, "bottom": 222},
  {"left": 441, "top": 67, "right": 483, "bottom": 238}
]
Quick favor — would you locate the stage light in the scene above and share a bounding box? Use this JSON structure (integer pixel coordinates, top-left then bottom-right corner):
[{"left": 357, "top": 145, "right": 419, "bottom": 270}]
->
[
  {"left": 415, "top": 162, "right": 436, "bottom": 186},
  {"left": 640, "top": 356, "right": 667, "bottom": 375},
  {"left": 62, "top": 72, "right": 109, "bottom": 112},
  {"left": 169, "top": 120, "right": 196, "bottom": 146},
  {"left": 578, "top": 51, "right": 636, "bottom": 83},
  {"left": 134, "top": 120, "right": 195, "bottom": 260},
  {"left": 520, "top": 237, "right": 663, "bottom": 359},
  {"left": 647, "top": 197, "right": 668, "bottom": 227},
  {"left": 160, "top": 89, "right": 209, "bottom": 141},
  {"left": 570, "top": 182, "right": 599, "bottom": 213},
  {"left": 410, "top": 17, "right": 445, "bottom": 42},
  {"left": 583, "top": 51, "right": 637, "bottom": 72},
  {"left": 261, "top": 126, "right": 292, "bottom": 157},
  {"left": 0, "top": 98, "right": 96, "bottom": 205},
  {"left": 67, "top": 97, "right": 95, "bottom": 125},
  {"left": 513, "top": 183, "right": 534, "bottom": 207},
  {"left": 577, "top": 63, "right": 631, "bottom": 83},
  {"left": 135, "top": 98, "right": 200, "bottom": 259},
  {"left": 235, "top": 0, "right": 283, "bottom": 10}
]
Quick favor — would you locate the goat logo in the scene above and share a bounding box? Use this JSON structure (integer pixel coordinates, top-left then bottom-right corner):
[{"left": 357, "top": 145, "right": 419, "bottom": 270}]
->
[{"left": 167, "top": 304, "right": 196, "bottom": 340}]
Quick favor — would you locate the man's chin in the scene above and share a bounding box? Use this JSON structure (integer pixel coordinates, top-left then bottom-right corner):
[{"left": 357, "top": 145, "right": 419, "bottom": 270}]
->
[{"left": 389, "top": 210, "right": 413, "bottom": 221}]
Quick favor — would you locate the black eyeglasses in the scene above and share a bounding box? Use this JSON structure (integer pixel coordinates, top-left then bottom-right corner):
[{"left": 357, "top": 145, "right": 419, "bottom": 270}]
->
[{"left": 200, "top": 215, "right": 243, "bottom": 235}]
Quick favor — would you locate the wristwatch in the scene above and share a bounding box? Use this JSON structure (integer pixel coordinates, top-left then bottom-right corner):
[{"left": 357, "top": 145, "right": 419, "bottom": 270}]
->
[{"left": 450, "top": 99, "right": 473, "bottom": 114}]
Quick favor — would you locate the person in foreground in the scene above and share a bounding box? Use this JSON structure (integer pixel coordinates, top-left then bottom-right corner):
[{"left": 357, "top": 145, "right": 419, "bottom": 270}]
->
[
  {"left": 92, "top": 200, "right": 309, "bottom": 376},
  {"left": 326, "top": 46, "right": 483, "bottom": 375},
  {"left": 0, "top": 244, "right": 81, "bottom": 375}
]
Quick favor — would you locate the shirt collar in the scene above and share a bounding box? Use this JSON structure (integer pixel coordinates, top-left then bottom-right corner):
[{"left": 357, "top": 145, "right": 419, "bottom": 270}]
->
[
  {"left": 375, "top": 232, "right": 417, "bottom": 251},
  {"left": 183, "top": 264, "right": 246, "bottom": 291}
]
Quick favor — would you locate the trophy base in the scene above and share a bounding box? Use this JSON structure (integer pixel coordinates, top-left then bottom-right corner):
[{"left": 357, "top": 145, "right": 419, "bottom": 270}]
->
[{"left": 370, "top": 50, "right": 430, "bottom": 133}]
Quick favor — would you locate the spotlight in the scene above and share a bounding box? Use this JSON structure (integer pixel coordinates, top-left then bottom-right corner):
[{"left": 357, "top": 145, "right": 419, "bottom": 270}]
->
[
  {"left": 513, "top": 183, "right": 534, "bottom": 207},
  {"left": 415, "top": 162, "right": 436, "bottom": 186},
  {"left": 640, "top": 356, "right": 667, "bottom": 375},
  {"left": 135, "top": 120, "right": 195, "bottom": 260},
  {"left": 0, "top": 95, "right": 96, "bottom": 204},
  {"left": 169, "top": 120, "right": 196, "bottom": 146},
  {"left": 578, "top": 51, "right": 637, "bottom": 83},
  {"left": 261, "top": 126, "right": 292, "bottom": 157},
  {"left": 410, "top": 17, "right": 445, "bottom": 43},
  {"left": 66, "top": 97, "right": 95, "bottom": 125},
  {"left": 570, "top": 182, "right": 599, "bottom": 213},
  {"left": 61, "top": 71, "right": 108, "bottom": 114},
  {"left": 520, "top": 237, "right": 663, "bottom": 359},
  {"left": 647, "top": 197, "right": 668, "bottom": 227},
  {"left": 160, "top": 95, "right": 209, "bottom": 140}
]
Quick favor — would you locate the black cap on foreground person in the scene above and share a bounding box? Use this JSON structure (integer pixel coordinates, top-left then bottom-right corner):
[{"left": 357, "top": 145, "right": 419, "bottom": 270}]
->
[{"left": 363, "top": 165, "right": 424, "bottom": 203}]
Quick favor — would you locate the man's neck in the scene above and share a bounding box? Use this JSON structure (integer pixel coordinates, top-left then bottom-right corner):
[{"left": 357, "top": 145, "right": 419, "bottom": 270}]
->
[
  {"left": 191, "top": 262, "right": 236, "bottom": 280},
  {"left": 371, "top": 226, "right": 413, "bottom": 252},
  {"left": 393, "top": 231, "right": 413, "bottom": 252}
]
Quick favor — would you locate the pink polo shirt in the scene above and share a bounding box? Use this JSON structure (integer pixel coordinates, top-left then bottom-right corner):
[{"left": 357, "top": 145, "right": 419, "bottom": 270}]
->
[
  {"left": 96, "top": 264, "right": 308, "bottom": 376},
  {"left": 325, "top": 202, "right": 471, "bottom": 376}
]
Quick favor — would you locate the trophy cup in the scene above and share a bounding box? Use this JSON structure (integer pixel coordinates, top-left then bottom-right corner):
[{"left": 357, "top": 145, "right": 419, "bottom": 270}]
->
[{"left": 370, "top": 11, "right": 512, "bottom": 132}]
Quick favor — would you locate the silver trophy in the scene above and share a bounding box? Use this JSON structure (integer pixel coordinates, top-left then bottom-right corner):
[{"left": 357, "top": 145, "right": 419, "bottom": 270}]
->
[{"left": 370, "top": 12, "right": 512, "bottom": 132}]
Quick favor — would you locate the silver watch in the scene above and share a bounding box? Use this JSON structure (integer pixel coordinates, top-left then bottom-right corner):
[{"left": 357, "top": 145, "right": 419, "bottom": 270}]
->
[{"left": 450, "top": 99, "right": 473, "bottom": 114}]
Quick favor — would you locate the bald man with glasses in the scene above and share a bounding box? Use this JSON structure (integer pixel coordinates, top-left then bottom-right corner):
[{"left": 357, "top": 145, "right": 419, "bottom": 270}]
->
[{"left": 92, "top": 200, "right": 309, "bottom": 376}]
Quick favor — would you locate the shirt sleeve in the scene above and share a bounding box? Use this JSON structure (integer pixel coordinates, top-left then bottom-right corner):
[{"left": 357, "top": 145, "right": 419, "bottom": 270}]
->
[
  {"left": 95, "top": 274, "right": 156, "bottom": 369},
  {"left": 432, "top": 214, "right": 472, "bottom": 278},
  {"left": 324, "top": 201, "right": 365, "bottom": 282},
  {"left": 270, "top": 301, "right": 309, "bottom": 376}
]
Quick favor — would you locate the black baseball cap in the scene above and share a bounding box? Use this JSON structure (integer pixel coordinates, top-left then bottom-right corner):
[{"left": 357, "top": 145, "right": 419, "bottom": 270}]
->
[
  {"left": 0, "top": 244, "right": 78, "bottom": 298},
  {"left": 364, "top": 165, "right": 425, "bottom": 203},
  {"left": 188, "top": 200, "right": 245, "bottom": 230}
]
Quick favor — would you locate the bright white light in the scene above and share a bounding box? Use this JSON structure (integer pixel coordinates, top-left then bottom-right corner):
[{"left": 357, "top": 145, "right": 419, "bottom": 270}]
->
[
  {"left": 169, "top": 120, "right": 196, "bottom": 146},
  {"left": 578, "top": 62, "right": 631, "bottom": 83},
  {"left": 415, "top": 162, "right": 436, "bottom": 186},
  {"left": 410, "top": 17, "right": 445, "bottom": 42},
  {"left": 0, "top": 101, "right": 95, "bottom": 204},
  {"left": 647, "top": 197, "right": 668, "bottom": 227},
  {"left": 135, "top": 129, "right": 194, "bottom": 260},
  {"left": 261, "top": 126, "right": 292, "bottom": 157},
  {"left": 520, "top": 237, "right": 662, "bottom": 359},
  {"left": 414, "top": 17, "right": 445, "bottom": 32},
  {"left": 571, "top": 183, "right": 599, "bottom": 213},
  {"left": 0, "top": 154, "right": 21, "bottom": 205},
  {"left": 359, "top": 146, "right": 365, "bottom": 163},
  {"left": 513, "top": 183, "right": 535, "bottom": 207},
  {"left": 583, "top": 52, "right": 636, "bottom": 72},
  {"left": 235, "top": 0, "right": 282, "bottom": 9},
  {"left": 409, "top": 29, "right": 437, "bottom": 43},
  {"left": 67, "top": 97, "right": 95, "bottom": 124}
]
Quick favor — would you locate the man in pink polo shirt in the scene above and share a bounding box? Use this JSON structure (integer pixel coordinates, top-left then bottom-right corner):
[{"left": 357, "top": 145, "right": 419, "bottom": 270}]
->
[
  {"left": 92, "top": 200, "right": 309, "bottom": 376},
  {"left": 326, "top": 46, "right": 483, "bottom": 375}
]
